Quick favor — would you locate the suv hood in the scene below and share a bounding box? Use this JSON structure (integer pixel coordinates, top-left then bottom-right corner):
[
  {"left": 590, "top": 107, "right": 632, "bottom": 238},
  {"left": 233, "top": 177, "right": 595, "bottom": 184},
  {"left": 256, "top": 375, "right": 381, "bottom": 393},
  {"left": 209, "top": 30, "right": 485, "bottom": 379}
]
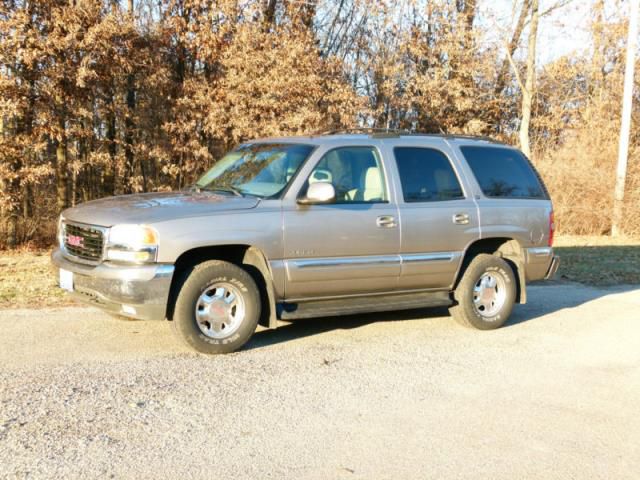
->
[{"left": 62, "top": 191, "right": 260, "bottom": 226}]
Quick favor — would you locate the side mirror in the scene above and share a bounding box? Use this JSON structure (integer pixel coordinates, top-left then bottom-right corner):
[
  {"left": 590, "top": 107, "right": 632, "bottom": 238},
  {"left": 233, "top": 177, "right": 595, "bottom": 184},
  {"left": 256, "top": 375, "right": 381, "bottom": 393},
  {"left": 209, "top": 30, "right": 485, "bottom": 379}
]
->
[{"left": 298, "top": 182, "right": 336, "bottom": 205}]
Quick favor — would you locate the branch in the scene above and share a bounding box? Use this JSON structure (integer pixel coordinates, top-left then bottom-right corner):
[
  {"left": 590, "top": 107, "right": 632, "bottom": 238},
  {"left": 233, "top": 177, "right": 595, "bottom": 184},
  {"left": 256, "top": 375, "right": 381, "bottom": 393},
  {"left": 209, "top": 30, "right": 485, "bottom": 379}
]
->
[
  {"left": 520, "top": 0, "right": 573, "bottom": 27},
  {"left": 539, "top": 0, "right": 573, "bottom": 18},
  {"left": 505, "top": 46, "right": 527, "bottom": 94}
]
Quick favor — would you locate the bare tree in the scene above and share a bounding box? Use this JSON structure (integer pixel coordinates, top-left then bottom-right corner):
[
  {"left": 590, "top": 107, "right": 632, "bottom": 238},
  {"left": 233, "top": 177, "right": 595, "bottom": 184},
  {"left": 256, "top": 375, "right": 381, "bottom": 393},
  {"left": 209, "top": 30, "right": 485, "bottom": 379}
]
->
[
  {"left": 124, "top": 0, "right": 137, "bottom": 193},
  {"left": 519, "top": 0, "right": 539, "bottom": 158},
  {"left": 495, "top": 0, "right": 531, "bottom": 96},
  {"left": 506, "top": 0, "right": 577, "bottom": 158}
]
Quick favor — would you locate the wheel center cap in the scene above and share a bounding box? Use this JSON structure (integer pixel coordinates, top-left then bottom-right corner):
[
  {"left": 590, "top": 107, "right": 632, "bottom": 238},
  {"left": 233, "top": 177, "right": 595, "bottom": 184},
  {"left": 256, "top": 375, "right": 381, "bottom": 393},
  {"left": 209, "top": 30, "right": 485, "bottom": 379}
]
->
[
  {"left": 481, "top": 287, "right": 495, "bottom": 303},
  {"left": 210, "top": 301, "right": 228, "bottom": 319}
]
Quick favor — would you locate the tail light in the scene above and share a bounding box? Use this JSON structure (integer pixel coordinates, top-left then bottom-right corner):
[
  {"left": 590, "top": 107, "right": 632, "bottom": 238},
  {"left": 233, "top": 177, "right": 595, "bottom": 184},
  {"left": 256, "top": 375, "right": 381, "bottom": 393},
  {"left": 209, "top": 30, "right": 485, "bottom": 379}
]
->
[{"left": 548, "top": 210, "right": 555, "bottom": 247}]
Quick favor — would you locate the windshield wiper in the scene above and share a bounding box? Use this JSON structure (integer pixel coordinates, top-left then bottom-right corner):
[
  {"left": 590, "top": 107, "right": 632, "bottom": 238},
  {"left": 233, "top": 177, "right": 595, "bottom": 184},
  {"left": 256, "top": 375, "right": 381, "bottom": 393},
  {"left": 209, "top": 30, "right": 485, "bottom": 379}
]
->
[
  {"left": 197, "top": 184, "right": 265, "bottom": 199},
  {"left": 202, "top": 185, "right": 243, "bottom": 197}
]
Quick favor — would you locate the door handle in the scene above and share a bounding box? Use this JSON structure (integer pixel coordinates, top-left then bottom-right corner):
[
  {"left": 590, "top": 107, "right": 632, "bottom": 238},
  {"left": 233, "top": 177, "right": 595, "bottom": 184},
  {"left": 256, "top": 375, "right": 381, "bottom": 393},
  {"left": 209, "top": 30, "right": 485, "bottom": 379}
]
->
[
  {"left": 376, "top": 215, "right": 397, "bottom": 228},
  {"left": 452, "top": 213, "right": 470, "bottom": 225}
]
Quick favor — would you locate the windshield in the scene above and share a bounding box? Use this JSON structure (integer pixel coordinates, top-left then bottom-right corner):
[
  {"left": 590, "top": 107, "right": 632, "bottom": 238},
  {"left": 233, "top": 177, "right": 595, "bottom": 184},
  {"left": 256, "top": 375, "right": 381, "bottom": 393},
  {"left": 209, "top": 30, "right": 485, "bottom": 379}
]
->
[{"left": 195, "top": 143, "right": 315, "bottom": 198}]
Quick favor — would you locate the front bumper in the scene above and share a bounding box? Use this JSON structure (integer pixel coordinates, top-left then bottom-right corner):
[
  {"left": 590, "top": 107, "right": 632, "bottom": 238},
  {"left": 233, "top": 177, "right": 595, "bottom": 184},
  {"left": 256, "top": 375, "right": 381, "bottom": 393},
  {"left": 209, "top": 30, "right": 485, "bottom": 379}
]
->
[{"left": 51, "top": 248, "right": 175, "bottom": 320}]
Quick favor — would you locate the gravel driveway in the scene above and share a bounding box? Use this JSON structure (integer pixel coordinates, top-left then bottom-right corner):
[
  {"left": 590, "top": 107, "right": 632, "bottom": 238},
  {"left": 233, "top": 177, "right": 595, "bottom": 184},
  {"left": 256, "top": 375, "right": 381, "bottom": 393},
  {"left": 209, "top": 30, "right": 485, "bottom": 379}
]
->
[{"left": 0, "top": 283, "right": 639, "bottom": 479}]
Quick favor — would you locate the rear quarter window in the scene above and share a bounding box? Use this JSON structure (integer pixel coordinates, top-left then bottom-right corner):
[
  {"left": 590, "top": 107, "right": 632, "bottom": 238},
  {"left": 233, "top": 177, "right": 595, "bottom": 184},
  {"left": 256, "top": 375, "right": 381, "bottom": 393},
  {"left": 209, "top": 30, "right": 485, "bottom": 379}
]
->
[{"left": 460, "top": 146, "right": 548, "bottom": 199}]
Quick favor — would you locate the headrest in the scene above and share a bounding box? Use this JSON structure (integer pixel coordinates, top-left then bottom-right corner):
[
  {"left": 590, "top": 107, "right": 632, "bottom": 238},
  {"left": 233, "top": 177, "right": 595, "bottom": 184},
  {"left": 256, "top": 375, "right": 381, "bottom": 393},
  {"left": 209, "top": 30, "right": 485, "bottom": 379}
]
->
[{"left": 364, "top": 167, "right": 383, "bottom": 201}]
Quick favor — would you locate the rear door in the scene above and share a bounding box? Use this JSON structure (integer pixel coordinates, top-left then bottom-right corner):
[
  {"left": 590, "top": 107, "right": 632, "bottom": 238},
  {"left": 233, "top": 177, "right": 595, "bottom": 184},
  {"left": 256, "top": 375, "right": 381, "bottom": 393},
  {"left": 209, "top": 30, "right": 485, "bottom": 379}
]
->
[
  {"left": 386, "top": 141, "right": 481, "bottom": 290},
  {"left": 282, "top": 145, "right": 401, "bottom": 300}
]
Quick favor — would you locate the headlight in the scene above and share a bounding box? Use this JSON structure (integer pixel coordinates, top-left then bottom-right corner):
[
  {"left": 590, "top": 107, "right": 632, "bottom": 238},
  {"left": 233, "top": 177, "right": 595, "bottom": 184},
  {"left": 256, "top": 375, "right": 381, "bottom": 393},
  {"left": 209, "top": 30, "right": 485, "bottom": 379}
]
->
[{"left": 106, "top": 224, "right": 159, "bottom": 263}]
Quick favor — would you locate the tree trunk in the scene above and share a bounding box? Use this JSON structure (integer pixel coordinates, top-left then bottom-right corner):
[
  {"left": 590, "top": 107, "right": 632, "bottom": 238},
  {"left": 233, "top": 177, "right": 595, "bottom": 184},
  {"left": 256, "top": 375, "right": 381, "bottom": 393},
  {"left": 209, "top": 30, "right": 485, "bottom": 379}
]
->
[
  {"left": 124, "top": 0, "right": 136, "bottom": 193},
  {"left": 519, "top": 0, "right": 539, "bottom": 159},
  {"left": 300, "top": 0, "right": 317, "bottom": 29},
  {"left": 264, "top": 0, "right": 277, "bottom": 28},
  {"left": 22, "top": 184, "right": 32, "bottom": 219},
  {"left": 55, "top": 118, "right": 69, "bottom": 214},
  {"left": 448, "top": 0, "right": 477, "bottom": 130},
  {"left": 106, "top": 91, "right": 117, "bottom": 195},
  {"left": 612, "top": 0, "right": 639, "bottom": 236},
  {"left": 71, "top": 145, "right": 77, "bottom": 207},
  {"left": 457, "top": 0, "right": 476, "bottom": 34},
  {"left": 1, "top": 116, "right": 19, "bottom": 248},
  {"left": 590, "top": 0, "right": 606, "bottom": 104},
  {"left": 124, "top": 73, "right": 136, "bottom": 193},
  {"left": 4, "top": 207, "right": 17, "bottom": 248},
  {"left": 22, "top": 77, "right": 36, "bottom": 221}
]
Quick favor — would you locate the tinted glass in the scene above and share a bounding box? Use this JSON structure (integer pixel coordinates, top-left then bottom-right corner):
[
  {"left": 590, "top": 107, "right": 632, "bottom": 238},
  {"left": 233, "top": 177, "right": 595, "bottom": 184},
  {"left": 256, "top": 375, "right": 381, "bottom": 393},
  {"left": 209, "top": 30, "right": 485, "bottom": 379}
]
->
[
  {"left": 196, "top": 143, "right": 314, "bottom": 198},
  {"left": 305, "top": 147, "right": 387, "bottom": 203},
  {"left": 460, "top": 146, "right": 546, "bottom": 199},
  {"left": 394, "top": 147, "right": 464, "bottom": 202}
]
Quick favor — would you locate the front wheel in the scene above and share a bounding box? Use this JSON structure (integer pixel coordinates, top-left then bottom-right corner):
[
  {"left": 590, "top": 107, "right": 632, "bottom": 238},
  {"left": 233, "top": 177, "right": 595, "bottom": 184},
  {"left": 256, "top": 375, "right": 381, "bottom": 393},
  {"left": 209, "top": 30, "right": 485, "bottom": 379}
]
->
[
  {"left": 449, "top": 254, "right": 516, "bottom": 330},
  {"left": 172, "top": 260, "right": 261, "bottom": 354}
]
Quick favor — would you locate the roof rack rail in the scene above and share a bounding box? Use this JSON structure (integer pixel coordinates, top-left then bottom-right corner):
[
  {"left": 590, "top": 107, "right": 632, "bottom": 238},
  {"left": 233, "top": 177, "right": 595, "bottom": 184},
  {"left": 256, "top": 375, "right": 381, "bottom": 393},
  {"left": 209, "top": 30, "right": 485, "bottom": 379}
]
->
[
  {"left": 408, "top": 133, "right": 501, "bottom": 143},
  {"left": 315, "top": 128, "right": 501, "bottom": 143},
  {"left": 316, "top": 127, "right": 409, "bottom": 136}
]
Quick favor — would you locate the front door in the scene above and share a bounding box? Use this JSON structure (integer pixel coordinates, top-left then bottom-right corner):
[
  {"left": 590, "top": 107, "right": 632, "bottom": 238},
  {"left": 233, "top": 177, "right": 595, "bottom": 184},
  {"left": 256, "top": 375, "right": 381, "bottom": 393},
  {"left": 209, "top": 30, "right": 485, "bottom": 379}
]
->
[{"left": 282, "top": 146, "right": 401, "bottom": 300}]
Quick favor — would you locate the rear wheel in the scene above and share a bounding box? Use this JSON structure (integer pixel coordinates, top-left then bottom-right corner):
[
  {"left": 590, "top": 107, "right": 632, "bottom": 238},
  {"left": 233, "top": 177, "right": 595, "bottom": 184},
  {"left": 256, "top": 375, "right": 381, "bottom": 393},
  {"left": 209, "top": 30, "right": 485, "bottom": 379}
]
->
[
  {"left": 450, "top": 254, "right": 516, "bottom": 330},
  {"left": 172, "top": 260, "right": 261, "bottom": 354}
]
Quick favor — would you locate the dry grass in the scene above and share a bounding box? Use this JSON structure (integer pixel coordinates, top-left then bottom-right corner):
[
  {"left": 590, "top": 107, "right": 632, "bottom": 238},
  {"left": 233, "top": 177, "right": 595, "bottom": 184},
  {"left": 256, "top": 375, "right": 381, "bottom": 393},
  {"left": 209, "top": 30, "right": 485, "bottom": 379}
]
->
[
  {"left": 0, "top": 249, "right": 71, "bottom": 309},
  {"left": 536, "top": 125, "right": 640, "bottom": 238},
  {"left": 0, "top": 236, "right": 638, "bottom": 310}
]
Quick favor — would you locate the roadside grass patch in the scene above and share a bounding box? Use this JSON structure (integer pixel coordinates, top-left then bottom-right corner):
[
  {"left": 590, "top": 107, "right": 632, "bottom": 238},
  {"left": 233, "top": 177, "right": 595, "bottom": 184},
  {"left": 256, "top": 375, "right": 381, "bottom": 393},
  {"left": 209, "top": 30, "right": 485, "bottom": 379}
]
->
[
  {"left": 554, "top": 236, "right": 640, "bottom": 286},
  {"left": 0, "top": 250, "right": 69, "bottom": 309}
]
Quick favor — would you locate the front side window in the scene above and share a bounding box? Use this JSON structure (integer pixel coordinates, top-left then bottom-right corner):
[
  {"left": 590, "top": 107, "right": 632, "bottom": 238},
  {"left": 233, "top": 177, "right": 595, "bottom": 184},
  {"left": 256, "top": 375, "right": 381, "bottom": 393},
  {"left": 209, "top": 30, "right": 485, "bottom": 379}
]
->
[
  {"left": 394, "top": 147, "right": 464, "bottom": 202},
  {"left": 196, "top": 143, "right": 315, "bottom": 198},
  {"left": 304, "top": 147, "right": 387, "bottom": 203},
  {"left": 460, "top": 146, "right": 547, "bottom": 199}
]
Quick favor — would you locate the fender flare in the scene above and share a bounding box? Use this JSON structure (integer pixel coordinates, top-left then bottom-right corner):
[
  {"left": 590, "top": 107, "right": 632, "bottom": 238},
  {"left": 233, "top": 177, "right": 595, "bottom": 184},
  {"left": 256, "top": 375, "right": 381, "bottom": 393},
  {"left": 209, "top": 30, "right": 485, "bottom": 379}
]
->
[
  {"left": 242, "top": 247, "right": 278, "bottom": 329},
  {"left": 496, "top": 240, "right": 527, "bottom": 304}
]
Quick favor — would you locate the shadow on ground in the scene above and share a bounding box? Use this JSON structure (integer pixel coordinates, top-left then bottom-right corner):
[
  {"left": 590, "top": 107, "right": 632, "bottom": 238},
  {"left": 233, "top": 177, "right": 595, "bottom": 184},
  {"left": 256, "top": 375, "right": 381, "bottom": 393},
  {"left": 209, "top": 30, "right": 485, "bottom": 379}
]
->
[
  {"left": 246, "top": 306, "right": 450, "bottom": 351},
  {"left": 246, "top": 283, "right": 637, "bottom": 351}
]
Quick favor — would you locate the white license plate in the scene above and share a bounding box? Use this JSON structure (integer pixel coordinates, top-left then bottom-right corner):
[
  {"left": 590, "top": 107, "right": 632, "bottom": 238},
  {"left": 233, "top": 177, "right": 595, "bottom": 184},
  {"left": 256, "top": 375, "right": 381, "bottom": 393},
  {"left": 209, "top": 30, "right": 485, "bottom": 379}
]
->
[{"left": 59, "top": 269, "right": 74, "bottom": 292}]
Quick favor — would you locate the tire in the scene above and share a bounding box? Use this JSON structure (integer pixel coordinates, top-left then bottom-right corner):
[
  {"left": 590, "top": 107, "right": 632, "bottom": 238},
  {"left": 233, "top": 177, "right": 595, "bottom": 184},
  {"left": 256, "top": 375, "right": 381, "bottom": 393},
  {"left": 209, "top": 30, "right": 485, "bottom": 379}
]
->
[
  {"left": 449, "top": 254, "right": 516, "bottom": 330},
  {"left": 172, "top": 260, "right": 261, "bottom": 354}
]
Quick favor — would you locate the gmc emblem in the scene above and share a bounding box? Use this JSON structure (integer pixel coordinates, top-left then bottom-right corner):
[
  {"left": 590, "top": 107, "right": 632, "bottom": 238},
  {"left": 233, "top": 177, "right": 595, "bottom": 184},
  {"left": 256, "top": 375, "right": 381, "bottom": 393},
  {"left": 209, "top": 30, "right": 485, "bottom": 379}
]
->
[{"left": 67, "top": 234, "right": 84, "bottom": 248}]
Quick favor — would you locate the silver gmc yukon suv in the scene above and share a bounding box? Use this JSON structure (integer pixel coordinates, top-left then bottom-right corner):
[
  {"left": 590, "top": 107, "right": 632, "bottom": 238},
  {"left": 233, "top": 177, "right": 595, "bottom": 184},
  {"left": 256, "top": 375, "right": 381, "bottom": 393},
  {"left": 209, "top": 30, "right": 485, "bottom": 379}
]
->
[{"left": 52, "top": 132, "right": 559, "bottom": 354}]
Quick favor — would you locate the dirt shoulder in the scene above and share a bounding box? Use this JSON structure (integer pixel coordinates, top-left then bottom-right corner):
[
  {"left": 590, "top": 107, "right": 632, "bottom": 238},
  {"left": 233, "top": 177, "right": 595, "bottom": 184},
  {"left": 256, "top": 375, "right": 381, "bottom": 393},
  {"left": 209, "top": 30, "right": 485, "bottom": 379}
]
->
[{"left": 1, "top": 235, "right": 638, "bottom": 310}]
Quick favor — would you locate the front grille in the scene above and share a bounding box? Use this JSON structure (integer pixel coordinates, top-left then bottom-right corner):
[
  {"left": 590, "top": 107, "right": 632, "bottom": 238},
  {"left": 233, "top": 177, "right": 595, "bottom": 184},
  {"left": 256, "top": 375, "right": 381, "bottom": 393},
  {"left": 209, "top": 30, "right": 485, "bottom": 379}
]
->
[{"left": 63, "top": 222, "right": 105, "bottom": 262}]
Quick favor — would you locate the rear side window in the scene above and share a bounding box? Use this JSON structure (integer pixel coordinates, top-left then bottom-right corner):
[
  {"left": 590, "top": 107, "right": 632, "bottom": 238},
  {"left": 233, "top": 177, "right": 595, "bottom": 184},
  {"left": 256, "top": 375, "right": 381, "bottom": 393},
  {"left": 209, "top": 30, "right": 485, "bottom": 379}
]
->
[
  {"left": 460, "top": 146, "right": 547, "bottom": 199},
  {"left": 394, "top": 147, "right": 464, "bottom": 202}
]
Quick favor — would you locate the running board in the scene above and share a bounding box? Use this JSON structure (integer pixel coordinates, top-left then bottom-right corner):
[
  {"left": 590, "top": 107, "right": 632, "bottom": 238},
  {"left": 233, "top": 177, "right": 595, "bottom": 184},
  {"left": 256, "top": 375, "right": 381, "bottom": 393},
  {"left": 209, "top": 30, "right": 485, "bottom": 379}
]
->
[{"left": 278, "top": 291, "right": 452, "bottom": 320}]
